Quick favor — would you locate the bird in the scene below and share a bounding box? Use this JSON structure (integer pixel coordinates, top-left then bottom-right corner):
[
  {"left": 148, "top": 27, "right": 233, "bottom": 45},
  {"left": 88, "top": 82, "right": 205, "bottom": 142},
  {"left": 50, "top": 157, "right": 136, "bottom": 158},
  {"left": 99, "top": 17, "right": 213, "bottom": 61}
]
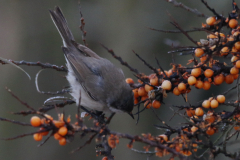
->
[{"left": 49, "top": 6, "right": 134, "bottom": 119}]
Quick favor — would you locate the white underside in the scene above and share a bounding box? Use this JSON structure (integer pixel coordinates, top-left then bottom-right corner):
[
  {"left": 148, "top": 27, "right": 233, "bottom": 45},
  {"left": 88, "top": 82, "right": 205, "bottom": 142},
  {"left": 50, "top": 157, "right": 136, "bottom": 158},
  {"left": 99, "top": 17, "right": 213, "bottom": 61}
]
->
[{"left": 65, "top": 58, "right": 123, "bottom": 113}]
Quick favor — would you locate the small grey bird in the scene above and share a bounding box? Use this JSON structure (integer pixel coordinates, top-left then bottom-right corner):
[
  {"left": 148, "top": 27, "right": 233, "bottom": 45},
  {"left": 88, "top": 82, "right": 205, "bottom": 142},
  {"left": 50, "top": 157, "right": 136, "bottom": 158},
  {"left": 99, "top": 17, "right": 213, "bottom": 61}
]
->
[{"left": 49, "top": 7, "right": 134, "bottom": 117}]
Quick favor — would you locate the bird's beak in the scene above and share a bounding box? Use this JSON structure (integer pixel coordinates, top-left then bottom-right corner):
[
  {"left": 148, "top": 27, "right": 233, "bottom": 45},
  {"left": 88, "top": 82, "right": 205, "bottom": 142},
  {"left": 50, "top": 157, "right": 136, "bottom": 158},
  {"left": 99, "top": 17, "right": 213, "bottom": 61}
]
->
[{"left": 128, "top": 112, "right": 134, "bottom": 119}]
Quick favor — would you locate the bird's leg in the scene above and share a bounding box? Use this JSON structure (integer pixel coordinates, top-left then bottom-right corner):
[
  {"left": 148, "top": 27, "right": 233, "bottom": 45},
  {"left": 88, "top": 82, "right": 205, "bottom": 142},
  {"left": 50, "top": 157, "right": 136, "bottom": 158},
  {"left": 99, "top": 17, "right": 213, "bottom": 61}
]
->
[{"left": 80, "top": 106, "right": 106, "bottom": 124}]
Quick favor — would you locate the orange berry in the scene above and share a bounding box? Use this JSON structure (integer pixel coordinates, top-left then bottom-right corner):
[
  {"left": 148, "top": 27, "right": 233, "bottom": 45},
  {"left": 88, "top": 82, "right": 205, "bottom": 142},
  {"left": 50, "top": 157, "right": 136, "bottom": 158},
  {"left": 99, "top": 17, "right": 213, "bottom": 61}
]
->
[
  {"left": 229, "top": 19, "right": 238, "bottom": 29},
  {"left": 206, "top": 127, "right": 215, "bottom": 136},
  {"left": 134, "top": 98, "right": 139, "bottom": 105},
  {"left": 33, "top": 133, "right": 43, "bottom": 141},
  {"left": 173, "top": 87, "right": 181, "bottom": 96},
  {"left": 230, "top": 66, "right": 239, "bottom": 75},
  {"left": 200, "top": 55, "right": 207, "bottom": 62},
  {"left": 132, "top": 89, "right": 139, "bottom": 98},
  {"left": 188, "top": 76, "right": 197, "bottom": 85},
  {"left": 30, "top": 116, "right": 42, "bottom": 127},
  {"left": 150, "top": 75, "right": 159, "bottom": 86},
  {"left": 59, "top": 138, "right": 67, "bottom": 146},
  {"left": 125, "top": 78, "right": 134, "bottom": 84},
  {"left": 53, "top": 120, "right": 65, "bottom": 128},
  {"left": 232, "top": 56, "right": 239, "bottom": 63},
  {"left": 161, "top": 80, "right": 172, "bottom": 90},
  {"left": 195, "top": 107, "right": 204, "bottom": 117},
  {"left": 203, "top": 81, "right": 211, "bottom": 90},
  {"left": 214, "top": 74, "right": 224, "bottom": 85},
  {"left": 158, "top": 134, "right": 168, "bottom": 141},
  {"left": 236, "top": 60, "right": 240, "bottom": 68},
  {"left": 235, "top": 41, "right": 240, "bottom": 50},
  {"left": 152, "top": 100, "right": 161, "bottom": 109},
  {"left": 102, "top": 157, "right": 108, "bottom": 160},
  {"left": 144, "top": 100, "right": 151, "bottom": 109},
  {"left": 39, "top": 128, "right": 49, "bottom": 136},
  {"left": 216, "top": 95, "right": 225, "bottom": 103},
  {"left": 178, "top": 82, "right": 186, "bottom": 92},
  {"left": 54, "top": 133, "right": 62, "bottom": 140},
  {"left": 225, "top": 74, "right": 234, "bottom": 84},
  {"left": 204, "top": 69, "right": 214, "bottom": 78},
  {"left": 145, "top": 84, "right": 154, "bottom": 92},
  {"left": 202, "top": 100, "right": 211, "bottom": 109},
  {"left": 58, "top": 126, "right": 68, "bottom": 136},
  {"left": 141, "top": 96, "right": 148, "bottom": 101},
  {"left": 206, "top": 17, "right": 216, "bottom": 26},
  {"left": 220, "top": 47, "right": 229, "bottom": 56},
  {"left": 195, "top": 80, "right": 203, "bottom": 89},
  {"left": 43, "top": 114, "right": 53, "bottom": 124},
  {"left": 186, "top": 108, "right": 195, "bottom": 117},
  {"left": 195, "top": 48, "right": 204, "bottom": 57},
  {"left": 191, "top": 68, "right": 202, "bottom": 77},
  {"left": 138, "top": 87, "right": 147, "bottom": 97},
  {"left": 191, "top": 126, "right": 198, "bottom": 133},
  {"left": 233, "top": 74, "right": 239, "bottom": 79},
  {"left": 210, "top": 99, "right": 219, "bottom": 109},
  {"left": 234, "top": 126, "right": 240, "bottom": 130}
]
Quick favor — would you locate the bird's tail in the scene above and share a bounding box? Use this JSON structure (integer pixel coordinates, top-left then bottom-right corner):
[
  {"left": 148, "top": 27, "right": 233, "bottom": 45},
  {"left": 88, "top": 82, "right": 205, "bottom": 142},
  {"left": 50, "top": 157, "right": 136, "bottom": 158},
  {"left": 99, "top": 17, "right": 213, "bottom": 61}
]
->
[{"left": 49, "top": 6, "right": 74, "bottom": 47}]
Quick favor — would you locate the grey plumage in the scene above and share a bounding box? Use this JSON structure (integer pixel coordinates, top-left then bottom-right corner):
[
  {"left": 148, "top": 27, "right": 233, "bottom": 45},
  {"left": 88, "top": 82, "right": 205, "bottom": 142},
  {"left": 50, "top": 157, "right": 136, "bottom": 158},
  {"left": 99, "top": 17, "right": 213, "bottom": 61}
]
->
[{"left": 49, "top": 6, "right": 134, "bottom": 114}]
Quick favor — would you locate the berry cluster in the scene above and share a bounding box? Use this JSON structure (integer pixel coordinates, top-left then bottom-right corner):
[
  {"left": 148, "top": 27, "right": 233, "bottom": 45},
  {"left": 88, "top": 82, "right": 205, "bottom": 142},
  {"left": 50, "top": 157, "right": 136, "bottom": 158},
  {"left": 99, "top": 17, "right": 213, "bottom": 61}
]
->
[{"left": 30, "top": 114, "right": 71, "bottom": 146}]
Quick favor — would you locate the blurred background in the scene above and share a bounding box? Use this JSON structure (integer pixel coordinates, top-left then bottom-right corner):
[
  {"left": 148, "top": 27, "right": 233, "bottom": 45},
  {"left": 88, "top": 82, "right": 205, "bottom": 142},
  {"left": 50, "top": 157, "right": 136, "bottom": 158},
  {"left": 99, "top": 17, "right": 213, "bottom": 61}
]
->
[{"left": 0, "top": 0, "right": 236, "bottom": 160}]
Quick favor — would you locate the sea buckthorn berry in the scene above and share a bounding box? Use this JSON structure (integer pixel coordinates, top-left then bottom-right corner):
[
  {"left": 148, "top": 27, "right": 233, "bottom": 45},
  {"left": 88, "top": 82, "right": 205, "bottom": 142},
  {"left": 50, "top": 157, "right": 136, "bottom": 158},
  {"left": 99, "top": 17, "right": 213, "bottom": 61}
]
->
[
  {"left": 152, "top": 100, "right": 161, "bottom": 109},
  {"left": 203, "top": 81, "right": 211, "bottom": 90},
  {"left": 202, "top": 100, "right": 211, "bottom": 109},
  {"left": 217, "top": 95, "right": 225, "bottom": 103},
  {"left": 229, "top": 19, "right": 238, "bottom": 29},
  {"left": 134, "top": 99, "right": 138, "bottom": 105},
  {"left": 206, "top": 17, "right": 216, "bottom": 26},
  {"left": 54, "top": 133, "right": 62, "bottom": 140},
  {"left": 210, "top": 99, "right": 219, "bottom": 109},
  {"left": 144, "top": 100, "right": 151, "bottom": 109},
  {"left": 141, "top": 96, "right": 148, "bottom": 101},
  {"left": 191, "top": 126, "right": 198, "bottom": 133},
  {"left": 178, "top": 82, "right": 186, "bottom": 92},
  {"left": 236, "top": 60, "right": 240, "bottom": 68},
  {"left": 232, "top": 56, "right": 239, "bottom": 63},
  {"left": 225, "top": 74, "right": 234, "bottom": 84},
  {"left": 59, "top": 138, "right": 67, "bottom": 146},
  {"left": 125, "top": 78, "right": 134, "bottom": 84},
  {"left": 204, "top": 69, "right": 214, "bottom": 78},
  {"left": 195, "top": 80, "right": 203, "bottom": 89},
  {"left": 53, "top": 120, "right": 65, "bottom": 128},
  {"left": 191, "top": 68, "right": 202, "bottom": 77},
  {"left": 186, "top": 108, "right": 195, "bottom": 117},
  {"left": 33, "top": 133, "right": 43, "bottom": 141},
  {"left": 214, "top": 74, "right": 224, "bottom": 85},
  {"left": 195, "top": 107, "right": 204, "bottom": 117},
  {"left": 188, "top": 76, "right": 197, "bottom": 85},
  {"left": 158, "top": 134, "right": 168, "bottom": 141},
  {"left": 161, "top": 80, "right": 172, "bottom": 90},
  {"left": 138, "top": 87, "right": 147, "bottom": 97},
  {"left": 194, "top": 48, "right": 204, "bottom": 57},
  {"left": 200, "top": 55, "right": 207, "bottom": 62},
  {"left": 30, "top": 116, "right": 42, "bottom": 127},
  {"left": 145, "top": 84, "right": 154, "bottom": 92},
  {"left": 220, "top": 47, "right": 229, "bottom": 56},
  {"left": 58, "top": 126, "right": 68, "bottom": 136},
  {"left": 230, "top": 67, "right": 239, "bottom": 75},
  {"left": 206, "top": 127, "right": 215, "bottom": 136},
  {"left": 150, "top": 75, "right": 159, "bottom": 86},
  {"left": 234, "top": 126, "right": 240, "bottom": 131},
  {"left": 132, "top": 89, "right": 138, "bottom": 98},
  {"left": 173, "top": 87, "right": 181, "bottom": 96},
  {"left": 234, "top": 41, "right": 240, "bottom": 50},
  {"left": 233, "top": 74, "right": 239, "bottom": 79},
  {"left": 39, "top": 128, "right": 49, "bottom": 136},
  {"left": 102, "top": 157, "right": 108, "bottom": 160}
]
